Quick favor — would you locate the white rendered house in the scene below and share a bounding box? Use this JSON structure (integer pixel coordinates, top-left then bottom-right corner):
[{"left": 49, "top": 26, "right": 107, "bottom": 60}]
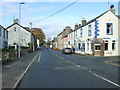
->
[
  {"left": 6, "top": 22, "right": 35, "bottom": 48},
  {"left": 74, "top": 7, "right": 120, "bottom": 56}
]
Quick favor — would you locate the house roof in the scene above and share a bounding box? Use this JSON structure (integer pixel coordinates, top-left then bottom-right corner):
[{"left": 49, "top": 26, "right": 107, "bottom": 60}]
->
[
  {"left": 116, "top": 15, "right": 120, "bottom": 19},
  {"left": 6, "top": 23, "right": 35, "bottom": 36},
  {"left": 6, "top": 23, "right": 30, "bottom": 32},
  {"left": 0, "top": 25, "right": 8, "bottom": 32},
  {"left": 74, "top": 10, "right": 109, "bottom": 31}
]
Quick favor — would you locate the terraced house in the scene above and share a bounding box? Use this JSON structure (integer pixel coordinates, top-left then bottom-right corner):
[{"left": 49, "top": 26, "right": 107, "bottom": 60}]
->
[{"left": 73, "top": 5, "right": 120, "bottom": 56}]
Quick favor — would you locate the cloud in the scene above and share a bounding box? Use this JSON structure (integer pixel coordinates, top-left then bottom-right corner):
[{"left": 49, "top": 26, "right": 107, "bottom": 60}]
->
[{"left": 1, "top": 2, "right": 19, "bottom": 17}]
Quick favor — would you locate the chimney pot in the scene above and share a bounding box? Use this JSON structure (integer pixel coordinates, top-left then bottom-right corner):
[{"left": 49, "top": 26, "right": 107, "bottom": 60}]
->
[
  {"left": 13, "top": 19, "right": 19, "bottom": 24},
  {"left": 75, "top": 23, "right": 79, "bottom": 29},
  {"left": 110, "top": 4, "right": 115, "bottom": 14},
  {"left": 82, "top": 18, "right": 86, "bottom": 25}
]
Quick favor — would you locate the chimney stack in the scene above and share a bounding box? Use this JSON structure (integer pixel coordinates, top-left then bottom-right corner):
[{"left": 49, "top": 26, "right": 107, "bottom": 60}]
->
[
  {"left": 75, "top": 23, "right": 79, "bottom": 29},
  {"left": 110, "top": 4, "right": 115, "bottom": 14},
  {"left": 82, "top": 18, "right": 86, "bottom": 25},
  {"left": 13, "top": 19, "right": 19, "bottom": 24}
]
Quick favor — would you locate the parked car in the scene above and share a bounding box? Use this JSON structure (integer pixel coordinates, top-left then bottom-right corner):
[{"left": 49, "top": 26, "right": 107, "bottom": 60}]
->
[
  {"left": 62, "top": 48, "right": 72, "bottom": 54},
  {"left": 46, "top": 46, "right": 49, "bottom": 49}
]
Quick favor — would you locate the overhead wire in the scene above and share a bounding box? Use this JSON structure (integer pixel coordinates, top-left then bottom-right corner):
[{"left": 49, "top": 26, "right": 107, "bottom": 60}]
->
[{"left": 33, "top": 0, "right": 79, "bottom": 23}]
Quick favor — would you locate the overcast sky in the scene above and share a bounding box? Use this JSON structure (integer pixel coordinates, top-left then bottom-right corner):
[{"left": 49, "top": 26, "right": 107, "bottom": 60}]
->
[{"left": 0, "top": 0, "right": 119, "bottom": 40}]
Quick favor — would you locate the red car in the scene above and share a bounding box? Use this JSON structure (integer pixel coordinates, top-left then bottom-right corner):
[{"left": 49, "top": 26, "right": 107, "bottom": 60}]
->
[{"left": 46, "top": 46, "right": 49, "bottom": 49}]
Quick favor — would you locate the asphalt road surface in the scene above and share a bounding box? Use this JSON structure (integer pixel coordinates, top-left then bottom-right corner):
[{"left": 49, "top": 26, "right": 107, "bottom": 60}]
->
[{"left": 17, "top": 49, "right": 119, "bottom": 88}]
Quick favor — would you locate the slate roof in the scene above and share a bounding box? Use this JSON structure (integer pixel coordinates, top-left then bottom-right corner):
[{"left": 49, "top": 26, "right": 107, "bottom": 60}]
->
[
  {"left": 6, "top": 23, "right": 31, "bottom": 32},
  {"left": 6, "top": 23, "right": 35, "bottom": 36},
  {"left": 116, "top": 15, "right": 120, "bottom": 19},
  {"left": 74, "top": 10, "right": 109, "bottom": 31}
]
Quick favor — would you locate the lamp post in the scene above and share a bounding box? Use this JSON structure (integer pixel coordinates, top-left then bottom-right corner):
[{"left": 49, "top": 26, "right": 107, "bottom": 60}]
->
[
  {"left": 30, "top": 22, "right": 35, "bottom": 52},
  {"left": 18, "top": 2, "right": 25, "bottom": 58}
]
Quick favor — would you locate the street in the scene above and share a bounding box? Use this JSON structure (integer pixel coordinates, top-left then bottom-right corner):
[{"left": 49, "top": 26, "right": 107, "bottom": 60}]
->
[{"left": 17, "top": 49, "right": 119, "bottom": 88}]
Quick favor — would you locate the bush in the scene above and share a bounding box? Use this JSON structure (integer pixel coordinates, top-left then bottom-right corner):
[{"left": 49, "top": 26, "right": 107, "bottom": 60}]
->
[
  {"left": 21, "top": 46, "right": 30, "bottom": 49},
  {"left": 2, "top": 48, "right": 17, "bottom": 52}
]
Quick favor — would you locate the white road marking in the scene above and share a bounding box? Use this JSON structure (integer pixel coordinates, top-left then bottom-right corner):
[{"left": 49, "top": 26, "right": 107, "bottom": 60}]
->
[
  {"left": 38, "top": 52, "right": 42, "bottom": 63},
  {"left": 59, "top": 56, "right": 64, "bottom": 60},
  {"left": 50, "top": 51, "right": 120, "bottom": 87},
  {"left": 13, "top": 52, "right": 39, "bottom": 88},
  {"left": 89, "top": 71, "right": 120, "bottom": 87}
]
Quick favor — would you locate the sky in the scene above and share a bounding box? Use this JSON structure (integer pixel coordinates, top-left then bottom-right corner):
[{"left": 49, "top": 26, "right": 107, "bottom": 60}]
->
[{"left": 0, "top": 0, "right": 119, "bottom": 40}]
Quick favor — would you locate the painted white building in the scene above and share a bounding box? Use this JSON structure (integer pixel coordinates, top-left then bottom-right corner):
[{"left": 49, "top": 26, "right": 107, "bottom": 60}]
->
[
  {"left": 0, "top": 25, "right": 8, "bottom": 49},
  {"left": 6, "top": 22, "right": 35, "bottom": 48},
  {"left": 73, "top": 7, "right": 120, "bottom": 56},
  {"left": 68, "top": 31, "right": 75, "bottom": 48}
]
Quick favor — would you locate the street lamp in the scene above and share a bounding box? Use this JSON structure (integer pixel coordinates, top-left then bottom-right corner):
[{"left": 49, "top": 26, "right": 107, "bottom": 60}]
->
[
  {"left": 18, "top": 2, "right": 25, "bottom": 58},
  {"left": 30, "top": 22, "right": 35, "bottom": 52}
]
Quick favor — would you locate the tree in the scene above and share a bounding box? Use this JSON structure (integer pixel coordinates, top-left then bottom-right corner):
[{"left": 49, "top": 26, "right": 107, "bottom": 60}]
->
[{"left": 31, "top": 28, "right": 46, "bottom": 46}]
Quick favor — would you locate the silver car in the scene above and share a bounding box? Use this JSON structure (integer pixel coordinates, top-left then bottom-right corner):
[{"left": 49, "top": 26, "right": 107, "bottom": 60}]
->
[{"left": 62, "top": 48, "right": 72, "bottom": 54}]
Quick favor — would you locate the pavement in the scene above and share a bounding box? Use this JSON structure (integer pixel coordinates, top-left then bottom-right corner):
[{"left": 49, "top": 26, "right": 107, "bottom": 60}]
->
[{"left": 2, "top": 50, "right": 40, "bottom": 88}]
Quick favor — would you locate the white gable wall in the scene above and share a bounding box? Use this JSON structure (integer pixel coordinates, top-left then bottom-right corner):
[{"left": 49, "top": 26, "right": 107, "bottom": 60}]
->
[
  {"left": 97, "top": 11, "right": 118, "bottom": 56},
  {"left": 7, "top": 24, "right": 31, "bottom": 47},
  {"left": 75, "top": 11, "right": 119, "bottom": 56}
]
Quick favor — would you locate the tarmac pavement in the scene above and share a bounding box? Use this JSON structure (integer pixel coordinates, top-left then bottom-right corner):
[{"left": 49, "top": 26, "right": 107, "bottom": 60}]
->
[{"left": 2, "top": 50, "right": 39, "bottom": 88}]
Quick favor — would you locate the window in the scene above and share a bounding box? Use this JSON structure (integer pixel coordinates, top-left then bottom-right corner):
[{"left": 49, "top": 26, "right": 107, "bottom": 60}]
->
[
  {"left": 14, "top": 27, "right": 16, "bottom": 31},
  {"left": 71, "top": 34, "right": 73, "bottom": 40},
  {"left": 106, "top": 23, "right": 113, "bottom": 35},
  {"left": 91, "top": 43, "right": 92, "bottom": 50},
  {"left": 6, "top": 31, "right": 8, "bottom": 39},
  {"left": 78, "top": 43, "right": 81, "bottom": 50},
  {"left": 81, "top": 43, "right": 85, "bottom": 52},
  {"left": 80, "top": 29, "right": 82, "bottom": 38},
  {"left": 87, "top": 43, "right": 89, "bottom": 51},
  {"left": 105, "top": 40, "right": 108, "bottom": 50},
  {"left": 95, "top": 44, "right": 100, "bottom": 51},
  {"left": 76, "top": 31, "right": 77, "bottom": 39},
  {"left": 88, "top": 25, "right": 91, "bottom": 36},
  {"left": 0, "top": 27, "right": 1, "bottom": 37},
  {"left": 112, "top": 40, "right": 116, "bottom": 51},
  {"left": 3, "top": 29, "right": 5, "bottom": 38}
]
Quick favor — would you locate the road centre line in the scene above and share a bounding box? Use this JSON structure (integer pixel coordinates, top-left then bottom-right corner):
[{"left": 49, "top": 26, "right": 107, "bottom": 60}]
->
[
  {"left": 38, "top": 51, "right": 42, "bottom": 63},
  {"left": 51, "top": 52, "right": 81, "bottom": 68},
  {"left": 50, "top": 51, "right": 120, "bottom": 87}
]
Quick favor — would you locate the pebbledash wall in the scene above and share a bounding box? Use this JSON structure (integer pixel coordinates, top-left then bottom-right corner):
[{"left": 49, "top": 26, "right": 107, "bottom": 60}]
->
[
  {"left": 73, "top": 10, "right": 120, "bottom": 56},
  {"left": 6, "top": 23, "right": 34, "bottom": 47}
]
